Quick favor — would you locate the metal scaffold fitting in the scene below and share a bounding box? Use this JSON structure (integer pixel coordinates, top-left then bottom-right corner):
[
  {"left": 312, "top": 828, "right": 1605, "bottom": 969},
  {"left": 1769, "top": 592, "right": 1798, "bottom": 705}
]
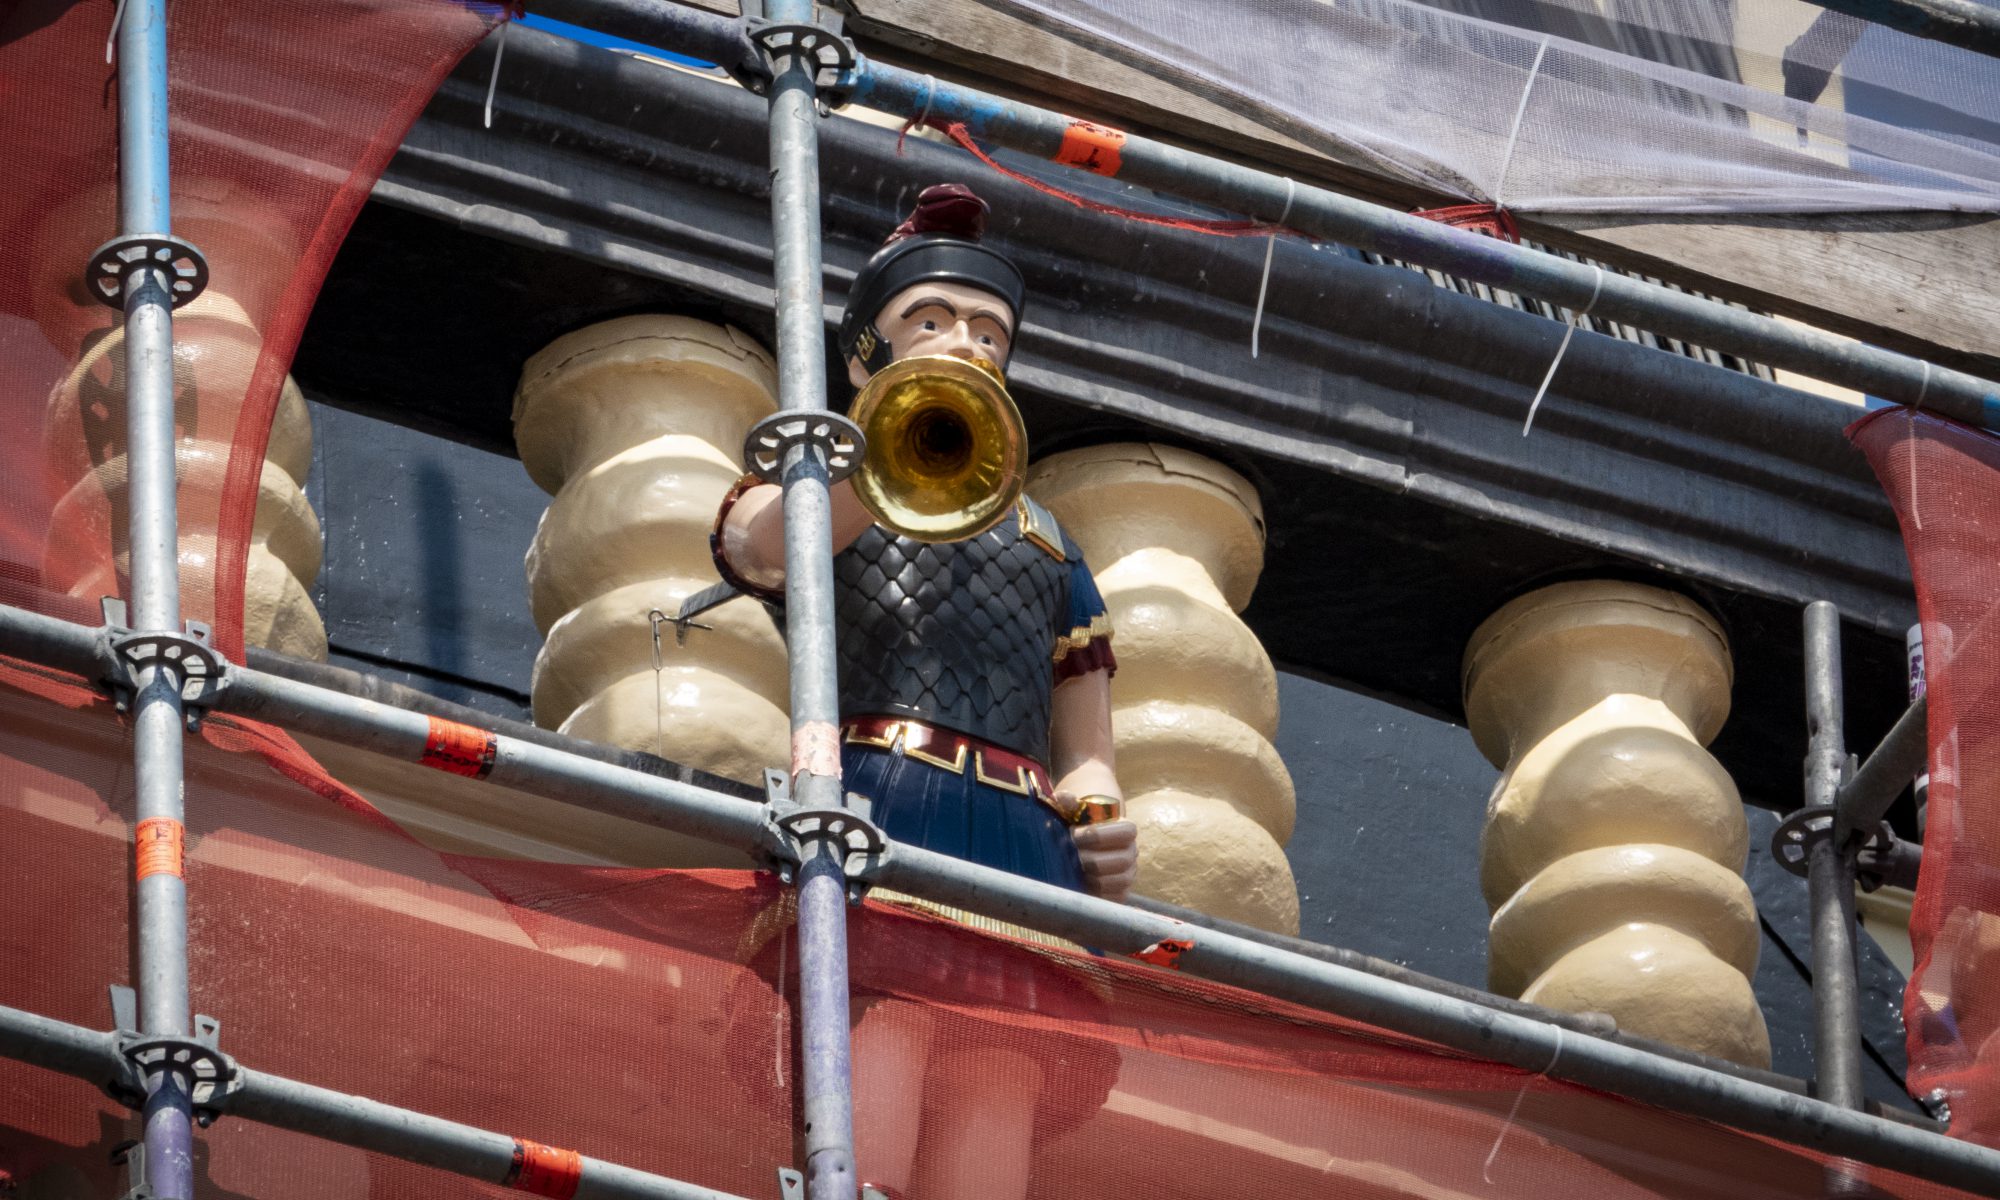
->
[
  {"left": 733, "top": 0, "right": 859, "bottom": 110},
  {"left": 743, "top": 412, "right": 865, "bottom": 487},
  {"left": 103, "top": 986, "right": 241, "bottom": 1132},
  {"left": 757, "top": 770, "right": 890, "bottom": 900},
  {"left": 97, "top": 598, "right": 232, "bottom": 731},
  {"left": 83, "top": 234, "right": 208, "bottom": 309}
]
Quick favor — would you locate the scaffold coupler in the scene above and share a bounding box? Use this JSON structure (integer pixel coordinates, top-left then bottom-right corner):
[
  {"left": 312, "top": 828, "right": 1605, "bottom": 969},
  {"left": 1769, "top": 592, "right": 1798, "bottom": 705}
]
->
[
  {"left": 97, "top": 598, "right": 231, "bottom": 732},
  {"left": 758, "top": 769, "right": 889, "bottom": 904}
]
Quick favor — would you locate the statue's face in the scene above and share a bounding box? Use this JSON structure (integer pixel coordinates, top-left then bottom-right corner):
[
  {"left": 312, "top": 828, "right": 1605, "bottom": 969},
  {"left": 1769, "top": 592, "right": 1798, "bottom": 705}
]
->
[{"left": 847, "top": 279, "right": 1015, "bottom": 387}]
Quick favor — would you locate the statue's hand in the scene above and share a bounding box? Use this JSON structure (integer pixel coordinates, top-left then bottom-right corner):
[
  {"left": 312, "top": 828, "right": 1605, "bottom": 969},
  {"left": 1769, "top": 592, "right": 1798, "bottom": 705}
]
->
[{"left": 1071, "top": 819, "right": 1138, "bottom": 904}]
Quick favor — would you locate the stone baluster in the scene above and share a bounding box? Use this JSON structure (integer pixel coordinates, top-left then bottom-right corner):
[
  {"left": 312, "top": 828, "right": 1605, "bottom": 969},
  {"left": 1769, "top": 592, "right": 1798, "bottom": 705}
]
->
[
  {"left": 43, "top": 290, "right": 326, "bottom": 660},
  {"left": 514, "top": 315, "right": 787, "bottom": 865},
  {"left": 1463, "top": 579, "right": 1769, "bottom": 1067},
  {"left": 1028, "top": 444, "right": 1299, "bottom": 934}
]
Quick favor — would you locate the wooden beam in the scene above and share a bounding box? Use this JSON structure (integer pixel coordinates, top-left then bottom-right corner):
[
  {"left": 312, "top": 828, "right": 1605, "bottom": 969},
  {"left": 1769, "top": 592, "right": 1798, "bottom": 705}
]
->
[{"left": 842, "top": 0, "right": 2000, "bottom": 376}]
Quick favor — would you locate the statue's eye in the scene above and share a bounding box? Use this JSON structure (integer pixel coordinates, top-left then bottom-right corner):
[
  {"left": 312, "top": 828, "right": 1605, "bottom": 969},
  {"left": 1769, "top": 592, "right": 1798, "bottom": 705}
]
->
[{"left": 920, "top": 319, "right": 939, "bottom": 332}]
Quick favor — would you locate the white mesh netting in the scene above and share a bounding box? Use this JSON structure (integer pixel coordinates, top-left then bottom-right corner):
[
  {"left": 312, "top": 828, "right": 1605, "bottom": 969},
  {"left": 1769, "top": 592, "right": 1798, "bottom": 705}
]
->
[{"left": 996, "top": 0, "right": 2000, "bottom": 213}]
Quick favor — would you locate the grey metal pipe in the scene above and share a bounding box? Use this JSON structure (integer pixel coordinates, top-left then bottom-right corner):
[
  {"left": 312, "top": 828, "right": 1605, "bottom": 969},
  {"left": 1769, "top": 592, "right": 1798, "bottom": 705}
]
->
[
  {"left": 1128, "top": 894, "right": 1935, "bottom": 1127},
  {"left": 242, "top": 646, "right": 759, "bottom": 800},
  {"left": 1836, "top": 693, "right": 1930, "bottom": 847},
  {"left": 762, "top": 3, "right": 861, "bottom": 1195},
  {"left": 1796, "top": 0, "right": 2000, "bottom": 58},
  {"left": 1803, "top": 602, "right": 1865, "bottom": 1113},
  {"left": 532, "top": 0, "right": 2000, "bottom": 426},
  {"left": 1, "top": 605, "right": 1994, "bottom": 1187},
  {"left": 0, "top": 1004, "right": 747, "bottom": 1200},
  {"left": 117, "top": 0, "right": 196, "bottom": 1193}
]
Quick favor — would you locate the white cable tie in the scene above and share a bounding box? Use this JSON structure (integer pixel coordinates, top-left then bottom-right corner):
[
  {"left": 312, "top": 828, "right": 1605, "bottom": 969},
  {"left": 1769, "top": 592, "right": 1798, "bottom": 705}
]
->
[
  {"left": 1492, "top": 35, "right": 1550, "bottom": 211},
  {"left": 1483, "top": 1025, "right": 1564, "bottom": 1185},
  {"left": 897, "top": 75, "right": 936, "bottom": 154},
  {"left": 1522, "top": 264, "right": 1602, "bottom": 436},
  {"left": 483, "top": 20, "right": 511, "bottom": 131},
  {"left": 1250, "top": 177, "right": 1297, "bottom": 360},
  {"left": 106, "top": 0, "right": 129, "bottom": 63}
]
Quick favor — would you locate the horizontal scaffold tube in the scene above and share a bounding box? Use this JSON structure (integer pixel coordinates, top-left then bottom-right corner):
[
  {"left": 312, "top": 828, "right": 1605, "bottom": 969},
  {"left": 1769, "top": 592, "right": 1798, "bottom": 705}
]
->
[
  {"left": 1836, "top": 693, "right": 1930, "bottom": 845},
  {"left": 0, "top": 1004, "right": 746, "bottom": 1200},
  {"left": 529, "top": 0, "right": 2000, "bottom": 431},
  {"left": 0, "top": 604, "right": 1992, "bottom": 1191},
  {"left": 1797, "top": 0, "right": 2000, "bottom": 59}
]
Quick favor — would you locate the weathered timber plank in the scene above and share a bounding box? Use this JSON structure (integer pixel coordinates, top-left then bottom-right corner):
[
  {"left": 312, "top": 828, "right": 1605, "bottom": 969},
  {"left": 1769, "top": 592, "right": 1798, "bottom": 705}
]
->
[{"left": 842, "top": 0, "right": 2000, "bottom": 375}]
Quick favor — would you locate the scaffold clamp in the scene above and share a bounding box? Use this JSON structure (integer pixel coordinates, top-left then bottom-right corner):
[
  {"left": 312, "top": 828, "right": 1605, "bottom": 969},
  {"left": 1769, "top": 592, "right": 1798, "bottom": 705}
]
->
[
  {"left": 758, "top": 769, "right": 888, "bottom": 901},
  {"left": 734, "top": 2, "right": 858, "bottom": 109},
  {"left": 1770, "top": 804, "right": 1839, "bottom": 879},
  {"left": 743, "top": 411, "right": 865, "bottom": 486},
  {"left": 105, "top": 985, "right": 242, "bottom": 1129},
  {"left": 84, "top": 234, "right": 209, "bottom": 309},
  {"left": 98, "top": 598, "right": 231, "bottom": 730}
]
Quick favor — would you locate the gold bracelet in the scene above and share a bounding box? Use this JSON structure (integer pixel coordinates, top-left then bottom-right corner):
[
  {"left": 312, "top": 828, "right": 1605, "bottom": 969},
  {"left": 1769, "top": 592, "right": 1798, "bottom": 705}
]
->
[{"left": 1071, "top": 794, "right": 1124, "bottom": 826}]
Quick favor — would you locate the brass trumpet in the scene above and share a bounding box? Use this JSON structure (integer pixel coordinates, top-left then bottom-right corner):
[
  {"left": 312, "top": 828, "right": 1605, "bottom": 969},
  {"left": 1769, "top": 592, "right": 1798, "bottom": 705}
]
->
[{"left": 847, "top": 354, "right": 1027, "bottom": 543}]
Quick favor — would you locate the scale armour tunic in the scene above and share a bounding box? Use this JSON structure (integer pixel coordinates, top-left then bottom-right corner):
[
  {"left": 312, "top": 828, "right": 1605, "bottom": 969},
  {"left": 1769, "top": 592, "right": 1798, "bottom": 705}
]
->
[{"left": 830, "top": 498, "right": 1114, "bottom": 890}]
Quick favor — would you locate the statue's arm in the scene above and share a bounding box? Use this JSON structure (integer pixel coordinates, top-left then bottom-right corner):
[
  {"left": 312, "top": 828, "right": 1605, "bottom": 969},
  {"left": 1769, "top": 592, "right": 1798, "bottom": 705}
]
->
[
  {"left": 715, "top": 478, "right": 875, "bottom": 592},
  {"left": 1051, "top": 667, "right": 1138, "bottom": 903}
]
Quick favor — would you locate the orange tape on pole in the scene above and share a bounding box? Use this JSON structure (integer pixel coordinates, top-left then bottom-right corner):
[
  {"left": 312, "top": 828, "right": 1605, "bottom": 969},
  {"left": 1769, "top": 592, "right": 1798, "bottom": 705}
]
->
[
  {"left": 791, "top": 719, "right": 843, "bottom": 782},
  {"left": 1134, "top": 937, "right": 1194, "bottom": 970},
  {"left": 134, "top": 817, "right": 185, "bottom": 882},
  {"left": 421, "top": 716, "right": 498, "bottom": 779},
  {"left": 505, "top": 1138, "right": 583, "bottom": 1199},
  {"left": 1054, "top": 120, "right": 1126, "bottom": 176}
]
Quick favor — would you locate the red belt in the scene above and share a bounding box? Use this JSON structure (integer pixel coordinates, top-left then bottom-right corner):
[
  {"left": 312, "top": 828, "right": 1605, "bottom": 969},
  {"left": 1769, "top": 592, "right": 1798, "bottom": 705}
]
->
[{"left": 841, "top": 715, "right": 1055, "bottom": 804}]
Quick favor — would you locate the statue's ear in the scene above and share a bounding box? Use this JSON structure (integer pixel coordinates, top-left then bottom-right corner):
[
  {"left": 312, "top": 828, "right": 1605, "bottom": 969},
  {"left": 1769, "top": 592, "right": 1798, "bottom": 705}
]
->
[{"left": 846, "top": 354, "right": 872, "bottom": 389}]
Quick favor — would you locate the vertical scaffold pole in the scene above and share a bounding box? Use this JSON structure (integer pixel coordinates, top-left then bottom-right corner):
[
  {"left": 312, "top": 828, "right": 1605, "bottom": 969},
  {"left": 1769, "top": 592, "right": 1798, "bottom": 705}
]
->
[
  {"left": 118, "top": 0, "right": 197, "bottom": 1195},
  {"left": 1803, "top": 602, "right": 1865, "bottom": 1113},
  {"left": 762, "top": 3, "right": 859, "bottom": 1197}
]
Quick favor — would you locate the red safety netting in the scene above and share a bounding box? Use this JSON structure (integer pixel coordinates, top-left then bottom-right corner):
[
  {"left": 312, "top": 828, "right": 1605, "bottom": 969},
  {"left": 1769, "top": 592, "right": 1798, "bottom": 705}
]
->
[
  {"left": 0, "top": 656, "right": 1988, "bottom": 1199},
  {"left": 0, "top": 0, "right": 1990, "bottom": 1193},
  {"left": 0, "top": 0, "right": 500, "bottom": 659},
  {"left": 1852, "top": 409, "right": 2000, "bottom": 1148}
]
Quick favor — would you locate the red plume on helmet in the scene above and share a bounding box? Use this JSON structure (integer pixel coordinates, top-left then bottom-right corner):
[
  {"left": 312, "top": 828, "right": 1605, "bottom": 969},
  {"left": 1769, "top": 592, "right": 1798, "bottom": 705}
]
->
[{"left": 883, "top": 183, "right": 989, "bottom": 246}]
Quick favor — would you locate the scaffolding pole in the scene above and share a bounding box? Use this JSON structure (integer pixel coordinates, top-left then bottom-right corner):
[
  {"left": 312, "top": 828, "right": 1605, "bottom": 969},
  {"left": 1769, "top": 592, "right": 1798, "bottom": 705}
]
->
[
  {"left": 113, "top": 1, "right": 198, "bottom": 1194},
  {"left": 527, "top": 0, "right": 2000, "bottom": 431},
  {"left": 759, "top": 4, "right": 859, "bottom": 1198},
  {"left": 3, "top": 606, "right": 1998, "bottom": 1193},
  {"left": 0, "top": 1003, "right": 748, "bottom": 1200},
  {"left": 1802, "top": 603, "right": 1866, "bottom": 1113}
]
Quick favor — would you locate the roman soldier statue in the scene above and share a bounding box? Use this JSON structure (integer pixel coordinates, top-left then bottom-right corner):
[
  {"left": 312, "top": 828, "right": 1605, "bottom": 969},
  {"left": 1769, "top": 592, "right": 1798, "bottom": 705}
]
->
[{"left": 712, "top": 183, "right": 1134, "bottom": 1200}]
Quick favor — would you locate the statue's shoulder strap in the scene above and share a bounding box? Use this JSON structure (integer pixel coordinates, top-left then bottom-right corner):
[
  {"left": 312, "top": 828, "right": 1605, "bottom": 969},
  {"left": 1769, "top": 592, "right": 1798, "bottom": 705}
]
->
[{"left": 1015, "top": 496, "right": 1068, "bottom": 562}]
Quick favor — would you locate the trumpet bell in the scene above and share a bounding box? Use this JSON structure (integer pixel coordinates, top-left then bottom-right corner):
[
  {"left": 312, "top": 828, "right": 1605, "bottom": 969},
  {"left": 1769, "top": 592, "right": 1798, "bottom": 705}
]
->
[{"left": 848, "top": 354, "right": 1028, "bottom": 543}]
